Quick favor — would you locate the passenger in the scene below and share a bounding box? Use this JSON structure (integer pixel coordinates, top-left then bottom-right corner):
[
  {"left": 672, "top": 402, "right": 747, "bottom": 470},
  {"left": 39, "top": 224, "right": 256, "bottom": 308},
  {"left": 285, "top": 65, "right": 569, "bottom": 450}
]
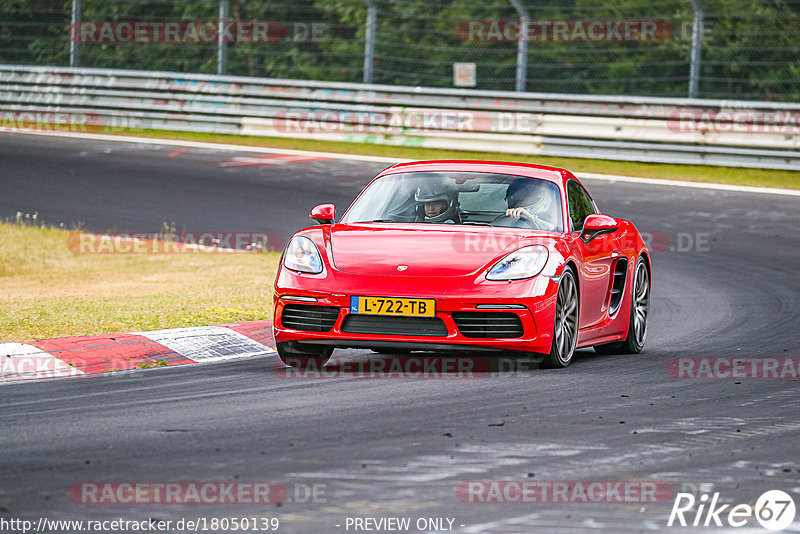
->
[{"left": 414, "top": 180, "right": 460, "bottom": 224}]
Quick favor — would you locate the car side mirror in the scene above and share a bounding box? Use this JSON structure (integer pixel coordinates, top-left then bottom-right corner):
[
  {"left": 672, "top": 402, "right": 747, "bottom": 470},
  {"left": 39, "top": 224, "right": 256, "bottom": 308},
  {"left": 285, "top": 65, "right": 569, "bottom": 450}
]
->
[
  {"left": 581, "top": 214, "right": 618, "bottom": 243},
  {"left": 310, "top": 203, "right": 336, "bottom": 224}
]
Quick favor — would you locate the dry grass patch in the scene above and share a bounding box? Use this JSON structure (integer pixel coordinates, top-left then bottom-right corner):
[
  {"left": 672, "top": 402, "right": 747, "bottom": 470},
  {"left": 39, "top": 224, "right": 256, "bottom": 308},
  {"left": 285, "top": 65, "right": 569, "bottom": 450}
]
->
[{"left": 0, "top": 223, "right": 279, "bottom": 342}]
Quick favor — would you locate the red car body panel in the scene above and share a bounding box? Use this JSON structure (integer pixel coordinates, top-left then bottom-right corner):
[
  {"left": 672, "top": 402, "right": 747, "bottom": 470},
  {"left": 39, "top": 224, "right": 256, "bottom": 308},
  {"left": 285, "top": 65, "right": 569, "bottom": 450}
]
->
[{"left": 273, "top": 161, "right": 650, "bottom": 355}]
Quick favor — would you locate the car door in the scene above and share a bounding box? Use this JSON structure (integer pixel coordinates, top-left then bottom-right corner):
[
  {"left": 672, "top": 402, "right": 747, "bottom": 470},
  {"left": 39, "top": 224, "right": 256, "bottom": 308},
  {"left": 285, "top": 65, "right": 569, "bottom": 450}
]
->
[{"left": 566, "top": 180, "right": 619, "bottom": 329}]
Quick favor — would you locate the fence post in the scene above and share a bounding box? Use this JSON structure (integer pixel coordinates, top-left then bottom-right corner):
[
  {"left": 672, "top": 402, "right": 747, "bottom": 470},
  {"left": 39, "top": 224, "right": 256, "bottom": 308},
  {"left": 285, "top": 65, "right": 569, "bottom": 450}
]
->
[
  {"left": 218, "top": 0, "right": 229, "bottom": 75},
  {"left": 509, "top": 0, "right": 529, "bottom": 92},
  {"left": 687, "top": 0, "right": 703, "bottom": 98},
  {"left": 70, "top": 0, "right": 81, "bottom": 67},
  {"left": 363, "top": 0, "right": 377, "bottom": 84}
]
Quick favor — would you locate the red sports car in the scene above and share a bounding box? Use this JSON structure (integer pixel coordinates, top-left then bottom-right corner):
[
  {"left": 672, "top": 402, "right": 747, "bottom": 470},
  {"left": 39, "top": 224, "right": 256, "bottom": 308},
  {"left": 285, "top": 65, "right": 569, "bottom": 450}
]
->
[{"left": 273, "top": 160, "right": 650, "bottom": 369}]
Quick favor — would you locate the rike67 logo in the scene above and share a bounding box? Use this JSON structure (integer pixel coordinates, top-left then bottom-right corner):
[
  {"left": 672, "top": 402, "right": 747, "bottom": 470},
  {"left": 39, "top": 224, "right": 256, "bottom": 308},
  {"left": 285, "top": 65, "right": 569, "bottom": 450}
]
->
[{"left": 668, "top": 490, "right": 796, "bottom": 531}]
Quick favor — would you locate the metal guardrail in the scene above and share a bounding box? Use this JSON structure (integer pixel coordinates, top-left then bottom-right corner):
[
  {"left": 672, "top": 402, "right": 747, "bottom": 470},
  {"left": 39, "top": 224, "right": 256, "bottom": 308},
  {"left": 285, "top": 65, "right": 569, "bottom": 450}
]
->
[{"left": 1, "top": 65, "right": 799, "bottom": 170}]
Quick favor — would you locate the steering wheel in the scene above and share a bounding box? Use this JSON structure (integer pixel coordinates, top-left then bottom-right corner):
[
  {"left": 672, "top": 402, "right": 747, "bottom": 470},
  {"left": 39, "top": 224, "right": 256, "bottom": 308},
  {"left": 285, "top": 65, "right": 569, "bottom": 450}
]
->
[{"left": 490, "top": 213, "right": 541, "bottom": 230}]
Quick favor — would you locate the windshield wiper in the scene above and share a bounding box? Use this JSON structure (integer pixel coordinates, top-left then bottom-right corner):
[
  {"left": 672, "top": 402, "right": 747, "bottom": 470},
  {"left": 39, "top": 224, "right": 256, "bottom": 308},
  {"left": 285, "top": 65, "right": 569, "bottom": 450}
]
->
[
  {"left": 370, "top": 219, "right": 396, "bottom": 223},
  {"left": 461, "top": 221, "right": 491, "bottom": 226}
]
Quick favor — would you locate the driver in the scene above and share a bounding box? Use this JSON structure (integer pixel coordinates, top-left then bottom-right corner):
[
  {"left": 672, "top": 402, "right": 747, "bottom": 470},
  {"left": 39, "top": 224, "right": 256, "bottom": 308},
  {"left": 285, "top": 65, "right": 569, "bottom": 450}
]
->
[
  {"left": 504, "top": 179, "right": 558, "bottom": 230},
  {"left": 414, "top": 179, "right": 460, "bottom": 224}
]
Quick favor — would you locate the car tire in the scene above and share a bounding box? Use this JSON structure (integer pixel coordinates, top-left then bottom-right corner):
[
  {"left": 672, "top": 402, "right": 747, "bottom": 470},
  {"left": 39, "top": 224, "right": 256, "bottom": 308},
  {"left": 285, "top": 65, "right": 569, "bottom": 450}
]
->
[
  {"left": 543, "top": 268, "right": 579, "bottom": 368},
  {"left": 594, "top": 255, "right": 650, "bottom": 355},
  {"left": 276, "top": 342, "right": 333, "bottom": 368}
]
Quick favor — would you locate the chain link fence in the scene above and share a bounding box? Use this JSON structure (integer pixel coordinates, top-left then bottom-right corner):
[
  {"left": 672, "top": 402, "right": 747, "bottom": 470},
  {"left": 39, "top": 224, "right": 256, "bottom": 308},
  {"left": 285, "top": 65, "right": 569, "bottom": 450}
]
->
[{"left": 1, "top": 0, "right": 798, "bottom": 101}]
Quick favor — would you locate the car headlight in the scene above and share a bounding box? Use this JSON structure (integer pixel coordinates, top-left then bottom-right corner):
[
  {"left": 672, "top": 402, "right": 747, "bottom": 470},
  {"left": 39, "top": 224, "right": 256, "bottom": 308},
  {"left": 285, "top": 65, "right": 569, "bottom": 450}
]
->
[
  {"left": 486, "top": 245, "right": 549, "bottom": 281},
  {"left": 283, "top": 236, "right": 324, "bottom": 274}
]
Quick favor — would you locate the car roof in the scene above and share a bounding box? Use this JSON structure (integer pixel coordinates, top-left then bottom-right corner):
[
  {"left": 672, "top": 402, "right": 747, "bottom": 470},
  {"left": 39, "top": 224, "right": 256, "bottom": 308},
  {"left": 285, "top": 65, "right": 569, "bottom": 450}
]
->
[{"left": 378, "top": 160, "right": 571, "bottom": 185}]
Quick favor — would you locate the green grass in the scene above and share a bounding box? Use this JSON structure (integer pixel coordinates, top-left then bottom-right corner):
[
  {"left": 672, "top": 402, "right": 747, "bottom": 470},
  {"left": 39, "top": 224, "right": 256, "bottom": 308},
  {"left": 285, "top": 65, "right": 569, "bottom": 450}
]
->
[
  {"left": 0, "top": 223, "right": 280, "bottom": 342},
  {"left": 110, "top": 128, "right": 800, "bottom": 190}
]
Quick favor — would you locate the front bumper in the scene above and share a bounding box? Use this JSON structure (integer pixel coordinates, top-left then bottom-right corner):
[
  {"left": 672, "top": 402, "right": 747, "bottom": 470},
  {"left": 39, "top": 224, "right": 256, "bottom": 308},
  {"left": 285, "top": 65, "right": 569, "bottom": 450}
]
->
[{"left": 273, "top": 270, "right": 559, "bottom": 354}]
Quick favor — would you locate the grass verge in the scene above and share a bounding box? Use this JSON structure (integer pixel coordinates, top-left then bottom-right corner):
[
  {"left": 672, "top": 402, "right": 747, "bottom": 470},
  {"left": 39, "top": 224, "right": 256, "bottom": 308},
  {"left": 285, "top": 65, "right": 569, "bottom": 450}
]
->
[
  {"left": 109, "top": 128, "right": 800, "bottom": 190},
  {"left": 0, "top": 222, "right": 279, "bottom": 343}
]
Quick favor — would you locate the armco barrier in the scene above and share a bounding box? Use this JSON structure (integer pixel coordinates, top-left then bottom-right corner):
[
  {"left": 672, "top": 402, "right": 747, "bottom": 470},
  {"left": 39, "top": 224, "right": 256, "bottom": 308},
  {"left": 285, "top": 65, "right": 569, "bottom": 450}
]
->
[{"left": 1, "top": 65, "right": 799, "bottom": 170}]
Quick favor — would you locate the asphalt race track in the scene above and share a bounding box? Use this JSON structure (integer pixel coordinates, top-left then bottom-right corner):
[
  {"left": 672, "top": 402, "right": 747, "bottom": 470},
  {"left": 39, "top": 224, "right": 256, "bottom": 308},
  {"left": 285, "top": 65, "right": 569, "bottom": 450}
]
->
[{"left": 1, "top": 133, "right": 799, "bottom": 533}]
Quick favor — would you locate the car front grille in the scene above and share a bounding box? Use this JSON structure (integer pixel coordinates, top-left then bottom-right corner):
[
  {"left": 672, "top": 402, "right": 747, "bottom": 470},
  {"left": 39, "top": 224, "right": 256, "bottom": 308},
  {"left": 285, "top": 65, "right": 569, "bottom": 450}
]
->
[
  {"left": 452, "top": 312, "right": 524, "bottom": 338},
  {"left": 280, "top": 304, "right": 340, "bottom": 332},
  {"left": 341, "top": 315, "right": 447, "bottom": 337}
]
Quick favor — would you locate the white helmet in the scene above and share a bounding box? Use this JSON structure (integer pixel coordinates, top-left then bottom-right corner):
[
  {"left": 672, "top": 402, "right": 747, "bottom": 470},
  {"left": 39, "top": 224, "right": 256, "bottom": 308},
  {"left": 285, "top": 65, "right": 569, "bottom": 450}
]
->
[{"left": 506, "top": 179, "right": 552, "bottom": 215}]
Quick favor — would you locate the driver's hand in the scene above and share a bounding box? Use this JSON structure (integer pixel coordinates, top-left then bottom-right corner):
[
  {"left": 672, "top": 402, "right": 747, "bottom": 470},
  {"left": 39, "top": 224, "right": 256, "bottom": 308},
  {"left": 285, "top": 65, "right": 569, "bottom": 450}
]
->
[{"left": 506, "top": 207, "right": 533, "bottom": 220}]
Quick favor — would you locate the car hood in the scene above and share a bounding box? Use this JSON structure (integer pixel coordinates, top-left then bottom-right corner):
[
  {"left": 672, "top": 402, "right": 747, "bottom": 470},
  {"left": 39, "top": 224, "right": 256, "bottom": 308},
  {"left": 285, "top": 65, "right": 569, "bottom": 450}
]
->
[{"left": 329, "top": 224, "right": 547, "bottom": 277}]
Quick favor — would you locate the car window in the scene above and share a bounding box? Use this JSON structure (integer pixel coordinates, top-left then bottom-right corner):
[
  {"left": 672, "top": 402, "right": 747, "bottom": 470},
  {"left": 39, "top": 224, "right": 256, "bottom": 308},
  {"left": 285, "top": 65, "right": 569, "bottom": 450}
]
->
[
  {"left": 567, "top": 180, "right": 596, "bottom": 231},
  {"left": 457, "top": 182, "right": 508, "bottom": 212},
  {"left": 340, "top": 172, "right": 564, "bottom": 232}
]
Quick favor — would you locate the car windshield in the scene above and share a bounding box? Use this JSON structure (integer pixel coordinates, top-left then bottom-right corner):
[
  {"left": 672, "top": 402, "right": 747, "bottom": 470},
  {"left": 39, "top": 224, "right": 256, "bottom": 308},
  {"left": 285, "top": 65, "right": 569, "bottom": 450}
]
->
[{"left": 340, "top": 171, "right": 564, "bottom": 232}]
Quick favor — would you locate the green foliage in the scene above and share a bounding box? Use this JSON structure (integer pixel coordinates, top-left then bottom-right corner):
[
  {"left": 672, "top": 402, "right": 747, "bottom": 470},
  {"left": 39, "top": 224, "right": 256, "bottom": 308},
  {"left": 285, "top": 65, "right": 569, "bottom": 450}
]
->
[{"left": 1, "top": 0, "right": 799, "bottom": 100}]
